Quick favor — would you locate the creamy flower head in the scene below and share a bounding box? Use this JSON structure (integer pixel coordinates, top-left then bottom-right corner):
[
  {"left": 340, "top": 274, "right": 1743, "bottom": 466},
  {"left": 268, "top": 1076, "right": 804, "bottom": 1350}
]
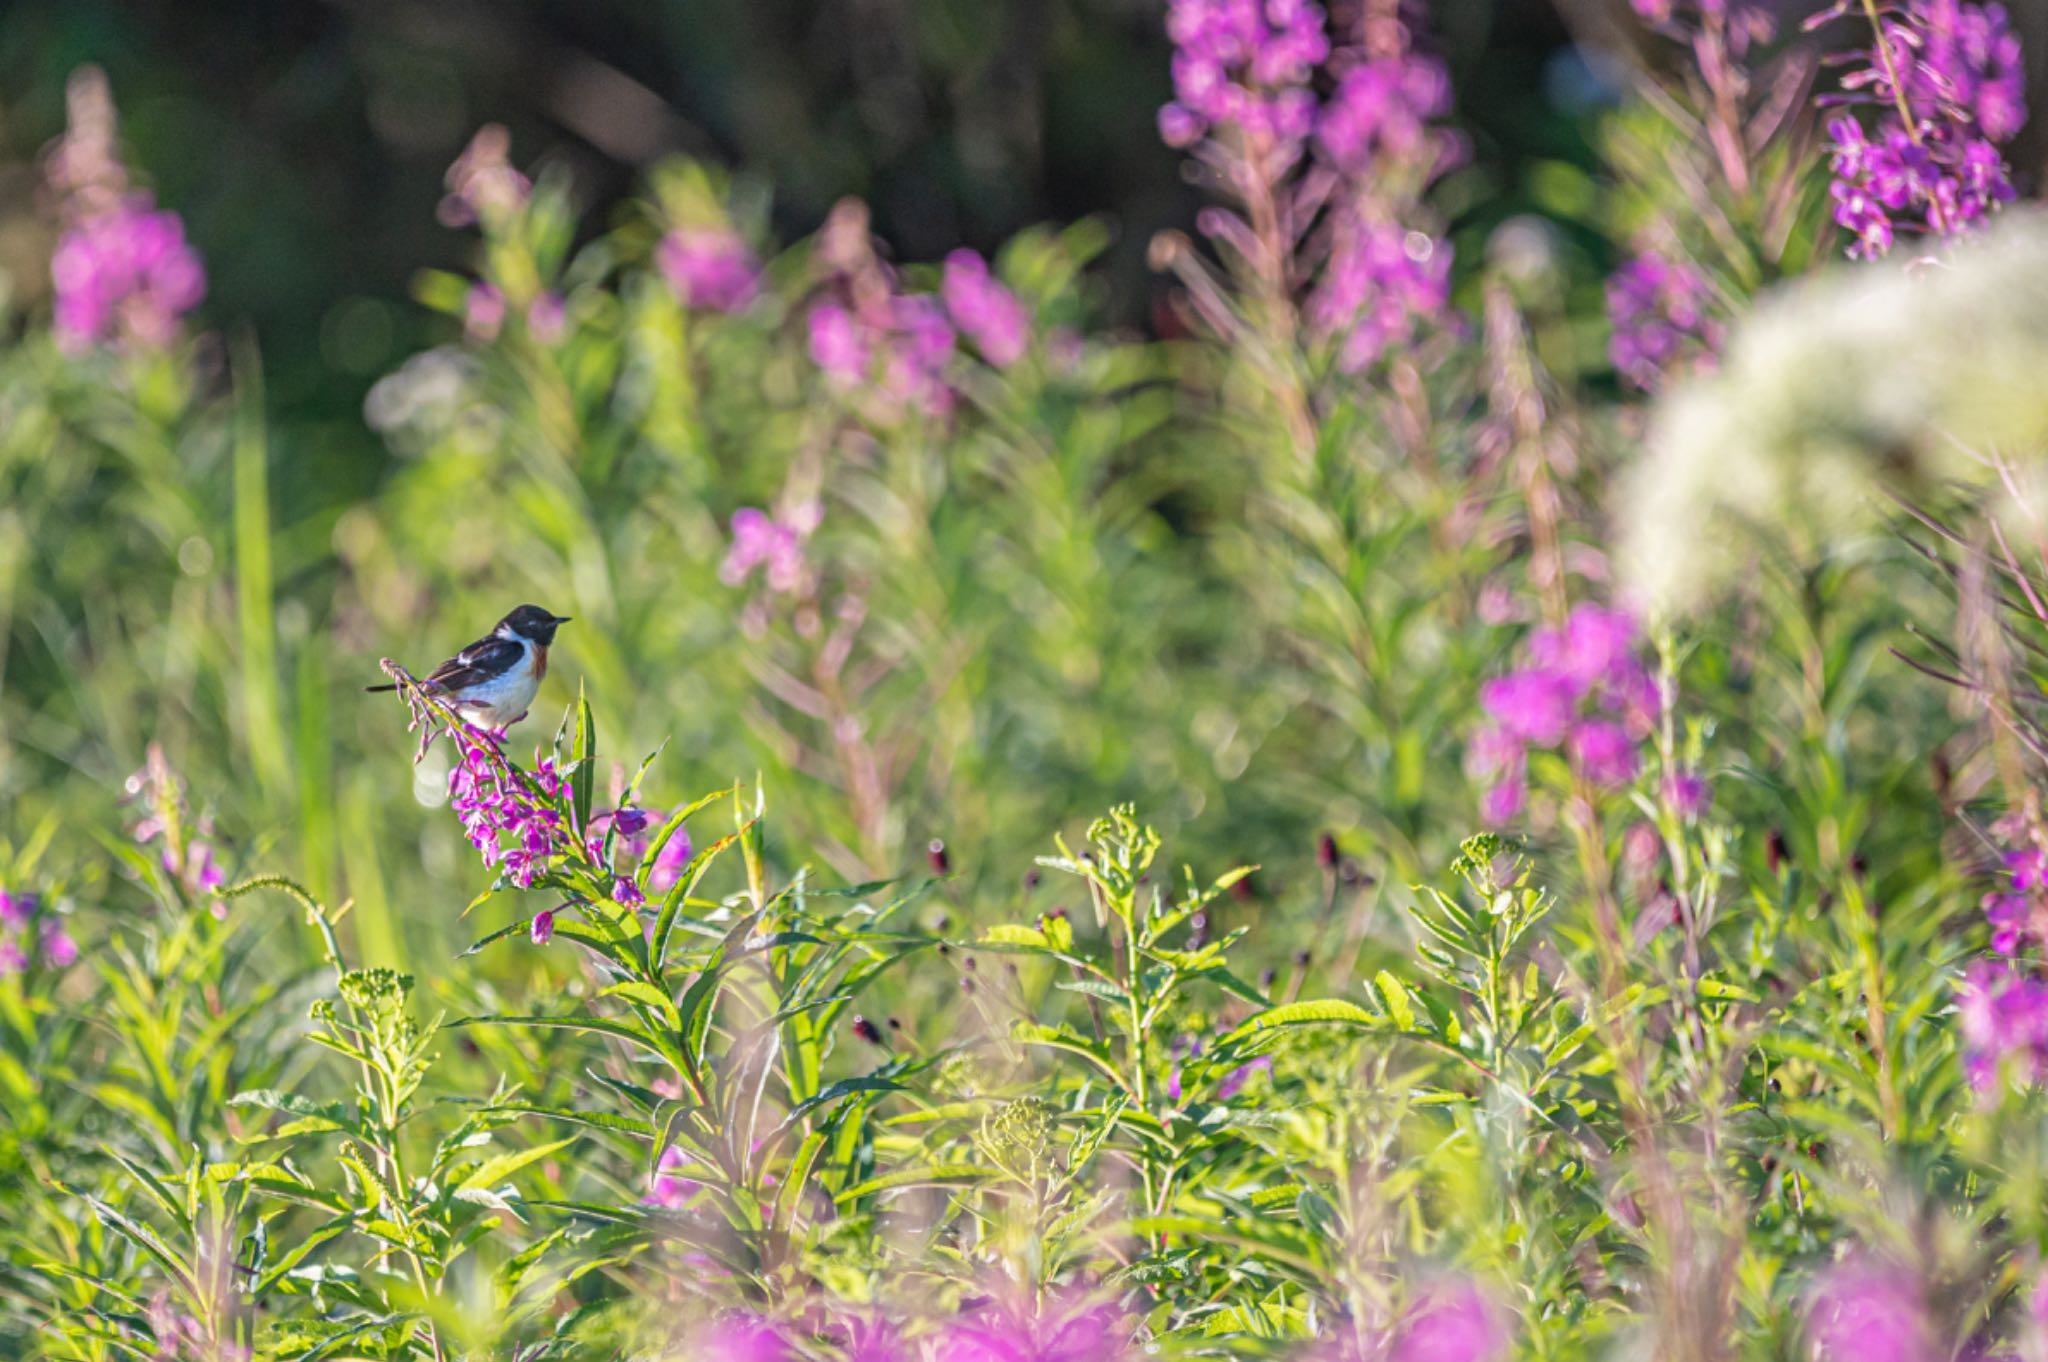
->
[{"left": 1621, "top": 210, "right": 2048, "bottom": 615}]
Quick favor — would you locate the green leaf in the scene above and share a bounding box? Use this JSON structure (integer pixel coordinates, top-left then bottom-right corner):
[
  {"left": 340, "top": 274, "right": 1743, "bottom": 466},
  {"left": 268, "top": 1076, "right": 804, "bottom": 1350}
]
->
[
  {"left": 456, "top": 1137, "right": 577, "bottom": 1195},
  {"left": 449, "top": 1014, "right": 676, "bottom": 1065},
  {"left": 1373, "top": 972, "right": 1416, "bottom": 1031},
  {"left": 835, "top": 1165, "right": 1001, "bottom": 1202},
  {"left": 1220, "top": 999, "right": 1377, "bottom": 1047},
  {"left": 981, "top": 923, "right": 1051, "bottom": 949},
  {"left": 772, "top": 1131, "right": 827, "bottom": 1234},
  {"left": 572, "top": 680, "right": 597, "bottom": 832},
  {"left": 775, "top": 1076, "right": 904, "bottom": 1137},
  {"left": 228, "top": 1089, "right": 360, "bottom": 1139}
]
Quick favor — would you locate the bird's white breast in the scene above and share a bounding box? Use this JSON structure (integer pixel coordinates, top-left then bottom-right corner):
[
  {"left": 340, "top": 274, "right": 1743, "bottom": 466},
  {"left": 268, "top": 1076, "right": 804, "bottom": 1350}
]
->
[{"left": 454, "top": 636, "right": 541, "bottom": 728}]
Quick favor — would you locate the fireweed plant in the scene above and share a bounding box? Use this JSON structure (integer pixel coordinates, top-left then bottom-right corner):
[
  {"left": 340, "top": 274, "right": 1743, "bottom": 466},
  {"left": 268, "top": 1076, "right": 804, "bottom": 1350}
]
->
[{"left": 11, "top": 1, "right": 2048, "bottom": 1359}]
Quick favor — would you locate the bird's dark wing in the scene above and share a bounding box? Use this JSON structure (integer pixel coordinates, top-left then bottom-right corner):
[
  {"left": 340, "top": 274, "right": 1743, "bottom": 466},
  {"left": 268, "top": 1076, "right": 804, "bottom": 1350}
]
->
[{"left": 421, "top": 634, "right": 524, "bottom": 693}]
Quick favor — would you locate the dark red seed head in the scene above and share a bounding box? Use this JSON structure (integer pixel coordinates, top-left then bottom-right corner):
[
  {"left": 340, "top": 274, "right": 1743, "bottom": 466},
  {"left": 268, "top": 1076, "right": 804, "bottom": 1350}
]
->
[
  {"left": 852, "top": 1015, "right": 884, "bottom": 1045},
  {"left": 928, "top": 839, "right": 950, "bottom": 874},
  {"left": 1317, "top": 832, "right": 1339, "bottom": 869}
]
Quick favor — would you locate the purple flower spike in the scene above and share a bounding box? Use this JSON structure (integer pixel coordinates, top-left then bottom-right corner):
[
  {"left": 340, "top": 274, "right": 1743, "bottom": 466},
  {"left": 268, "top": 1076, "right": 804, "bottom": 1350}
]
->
[
  {"left": 1569, "top": 720, "right": 1640, "bottom": 787},
  {"left": 1606, "top": 252, "right": 1720, "bottom": 392},
  {"left": 721, "top": 506, "right": 812, "bottom": 594},
  {"left": 51, "top": 194, "right": 206, "bottom": 351},
  {"left": 447, "top": 733, "right": 566, "bottom": 888},
  {"left": 1806, "top": 1260, "right": 1934, "bottom": 1362},
  {"left": 942, "top": 250, "right": 1029, "bottom": 367},
  {"left": 649, "top": 827, "right": 695, "bottom": 893},
  {"left": 1479, "top": 671, "right": 1577, "bottom": 747},
  {"left": 1825, "top": 0, "right": 2026, "bottom": 258},
  {"left": 658, "top": 228, "right": 761, "bottom": 313},
  {"left": 1391, "top": 1281, "right": 1508, "bottom": 1362}
]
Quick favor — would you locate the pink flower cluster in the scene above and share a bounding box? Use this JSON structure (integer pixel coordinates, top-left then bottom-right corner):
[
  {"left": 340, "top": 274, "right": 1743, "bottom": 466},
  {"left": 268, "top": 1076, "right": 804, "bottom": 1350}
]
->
[
  {"left": 810, "top": 295, "right": 958, "bottom": 414},
  {"left": 805, "top": 201, "right": 1034, "bottom": 418},
  {"left": 1308, "top": 220, "right": 1451, "bottom": 372},
  {"left": 584, "top": 804, "right": 695, "bottom": 910},
  {"left": 125, "top": 748, "right": 231, "bottom": 914},
  {"left": 1467, "top": 605, "right": 1660, "bottom": 825},
  {"left": 1959, "top": 957, "right": 2048, "bottom": 1090},
  {"left": 1606, "top": 251, "right": 1721, "bottom": 393},
  {"left": 721, "top": 504, "right": 819, "bottom": 595},
  {"left": 144, "top": 1289, "right": 251, "bottom": 1362},
  {"left": 1626, "top": 0, "right": 1773, "bottom": 38},
  {"left": 659, "top": 227, "right": 762, "bottom": 313},
  {"left": 1383, "top": 1282, "right": 1508, "bottom": 1362},
  {"left": 645, "top": 1141, "right": 704, "bottom": 1209},
  {"left": 941, "top": 251, "right": 1029, "bottom": 367},
  {"left": 1157, "top": 0, "right": 1329, "bottom": 150},
  {"left": 1823, "top": 0, "right": 2026, "bottom": 258},
  {"left": 1957, "top": 835, "right": 2048, "bottom": 1090},
  {"left": 1157, "top": 1, "right": 1459, "bottom": 373},
  {"left": 51, "top": 194, "right": 206, "bottom": 351},
  {"left": 448, "top": 733, "right": 566, "bottom": 889},
  {"left": 1804, "top": 1260, "right": 1933, "bottom": 1362},
  {"left": 438, "top": 124, "right": 531, "bottom": 230},
  {"left": 1316, "top": 49, "right": 1455, "bottom": 176},
  {"left": 0, "top": 889, "right": 77, "bottom": 977},
  {"left": 1984, "top": 844, "right": 2045, "bottom": 955}
]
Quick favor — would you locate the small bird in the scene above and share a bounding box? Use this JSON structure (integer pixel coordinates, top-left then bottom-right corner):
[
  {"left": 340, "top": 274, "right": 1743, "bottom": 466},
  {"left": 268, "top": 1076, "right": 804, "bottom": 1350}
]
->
[{"left": 366, "top": 604, "right": 571, "bottom": 731}]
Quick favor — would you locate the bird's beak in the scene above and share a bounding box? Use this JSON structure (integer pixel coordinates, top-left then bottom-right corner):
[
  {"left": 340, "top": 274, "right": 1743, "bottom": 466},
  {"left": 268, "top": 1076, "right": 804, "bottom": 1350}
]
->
[{"left": 551, "top": 615, "right": 573, "bottom": 625}]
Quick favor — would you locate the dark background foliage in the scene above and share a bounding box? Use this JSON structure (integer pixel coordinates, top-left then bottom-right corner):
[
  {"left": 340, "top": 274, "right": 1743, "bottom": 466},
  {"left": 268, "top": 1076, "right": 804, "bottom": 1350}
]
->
[{"left": 0, "top": 0, "right": 1600, "bottom": 517}]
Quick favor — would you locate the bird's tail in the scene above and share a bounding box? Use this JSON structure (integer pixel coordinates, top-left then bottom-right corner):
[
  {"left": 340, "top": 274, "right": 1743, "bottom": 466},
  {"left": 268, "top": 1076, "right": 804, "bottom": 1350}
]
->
[{"left": 364, "top": 683, "right": 398, "bottom": 693}]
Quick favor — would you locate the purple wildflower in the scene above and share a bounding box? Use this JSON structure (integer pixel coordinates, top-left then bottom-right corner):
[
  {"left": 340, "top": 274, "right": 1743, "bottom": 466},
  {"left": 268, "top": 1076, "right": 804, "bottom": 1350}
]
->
[
  {"left": 1569, "top": 720, "right": 1640, "bottom": 787},
  {"left": 658, "top": 228, "right": 761, "bottom": 313},
  {"left": 1469, "top": 603, "right": 1659, "bottom": 820},
  {"left": 1308, "top": 218, "right": 1452, "bottom": 372},
  {"left": 439, "top": 124, "right": 531, "bottom": 230},
  {"left": 1317, "top": 50, "right": 1454, "bottom": 176},
  {"left": 39, "top": 923, "right": 78, "bottom": 970},
  {"left": 1665, "top": 770, "right": 1710, "bottom": 820},
  {"left": 1959, "top": 959, "right": 2048, "bottom": 1090},
  {"left": 809, "top": 302, "right": 869, "bottom": 384},
  {"left": 0, "top": 941, "right": 24, "bottom": 977},
  {"left": 1390, "top": 1281, "right": 1508, "bottom": 1362},
  {"left": 645, "top": 1143, "right": 703, "bottom": 1209},
  {"left": 1983, "top": 842, "right": 2047, "bottom": 955},
  {"left": 1158, "top": 0, "right": 1328, "bottom": 151},
  {"left": 51, "top": 194, "right": 206, "bottom": 351},
  {"left": 649, "top": 826, "right": 694, "bottom": 893},
  {"left": 941, "top": 250, "right": 1029, "bottom": 366},
  {"left": 447, "top": 732, "right": 566, "bottom": 888},
  {"left": 530, "top": 909, "right": 556, "bottom": 946},
  {"left": 934, "top": 1293, "right": 1132, "bottom": 1362},
  {"left": 1606, "top": 251, "right": 1721, "bottom": 392},
  {"left": 1479, "top": 774, "right": 1527, "bottom": 828},
  {"left": 1805, "top": 1259, "right": 1934, "bottom": 1362},
  {"left": 0, "top": 890, "right": 29, "bottom": 928},
  {"left": 691, "top": 1317, "right": 792, "bottom": 1362},
  {"left": 721, "top": 506, "right": 813, "bottom": 594},
  {"left": 528, "top": 291, "right": 567, "bottom": 344},
  {"left": 464, "top": 282, "right": 505, "bottom": 343},
  {"left": 1823, "top": 0, "right": 2026, "bottom": 257},
  {"left": 1479, "top": 671, "right": 1577, "bottom": 747}
]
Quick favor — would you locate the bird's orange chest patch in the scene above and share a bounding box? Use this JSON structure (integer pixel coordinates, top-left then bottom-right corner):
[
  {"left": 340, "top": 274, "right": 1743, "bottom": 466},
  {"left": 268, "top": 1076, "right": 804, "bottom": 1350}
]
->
[{"left": 533, "top": 644, "right": 549, "bottom": 681}]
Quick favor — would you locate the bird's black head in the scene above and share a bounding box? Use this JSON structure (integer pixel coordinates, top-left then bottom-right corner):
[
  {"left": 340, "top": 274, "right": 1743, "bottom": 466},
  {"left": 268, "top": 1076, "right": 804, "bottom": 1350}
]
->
[{"left": 499, "top": 604, "right": 571, "bottom": 644}]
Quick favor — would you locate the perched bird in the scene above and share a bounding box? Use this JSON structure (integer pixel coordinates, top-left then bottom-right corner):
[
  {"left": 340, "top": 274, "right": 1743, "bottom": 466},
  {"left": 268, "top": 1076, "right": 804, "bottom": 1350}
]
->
[{"left": 366, "top": 604, "right": 571, "bottom": 731}]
